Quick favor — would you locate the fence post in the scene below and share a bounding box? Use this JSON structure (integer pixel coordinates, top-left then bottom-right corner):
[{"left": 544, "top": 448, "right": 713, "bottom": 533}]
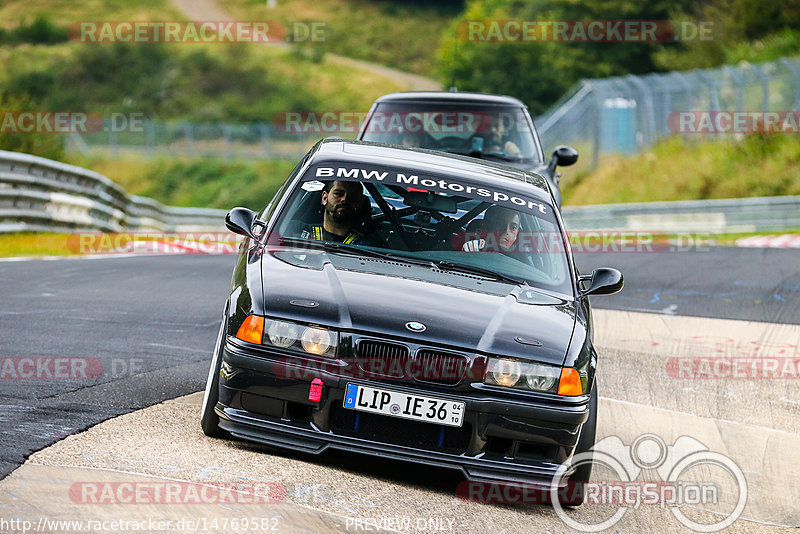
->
[
  {"left": 779, "top": 58, "right": 800, "bottom": 108},
  {"left": 589, "top": 82, "right": 601, "bottom": 169},
  {"left": 625, "top": 74, "right": 656, "bottom": 149},
  {"left": 751, "top": 63, "right": 771, "bottom": 110},
  {"left": 723, "top": 66, "right": 744, "bottom": 111}
]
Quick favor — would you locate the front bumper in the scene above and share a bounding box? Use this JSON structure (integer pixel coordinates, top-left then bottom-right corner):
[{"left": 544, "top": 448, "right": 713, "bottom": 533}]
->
[{"left": 217, "top": 338, "right": 590, "bottom": 486}]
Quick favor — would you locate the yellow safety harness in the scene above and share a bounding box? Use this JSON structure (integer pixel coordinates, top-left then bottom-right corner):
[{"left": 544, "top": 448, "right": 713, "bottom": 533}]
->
[{"left": 310, "top": 225, "right": 358, "bottom": 244}]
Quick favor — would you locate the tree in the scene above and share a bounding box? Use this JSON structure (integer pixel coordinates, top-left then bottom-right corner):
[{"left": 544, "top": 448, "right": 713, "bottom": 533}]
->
[{"left": 437, "top": 0, "right": 694, "bottom": 114}]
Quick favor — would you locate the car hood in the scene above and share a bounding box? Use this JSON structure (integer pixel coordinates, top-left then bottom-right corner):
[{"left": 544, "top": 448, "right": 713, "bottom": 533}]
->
[{"left": 260, "top": 251, "right": 576, "bottom": 365}]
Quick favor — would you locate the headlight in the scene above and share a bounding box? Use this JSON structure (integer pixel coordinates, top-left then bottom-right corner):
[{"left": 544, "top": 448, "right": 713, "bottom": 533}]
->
[
  {"left": 267, "top": 320, "right": 299, "bottom": 348},
  {"left": 301, "top": 326, "right": 333, "bottom": 355},
  {"left": 486, "top": 359, "right": 522, "bottom": 387},
  {"left": 525, "top": 363, "right": 560, "bottom": 393},
  {"left": 485, "top": 358, "right": 560, "bottom": 393},
  {"left": 262, "top": 318, "right": 338, "bottom": 356}
]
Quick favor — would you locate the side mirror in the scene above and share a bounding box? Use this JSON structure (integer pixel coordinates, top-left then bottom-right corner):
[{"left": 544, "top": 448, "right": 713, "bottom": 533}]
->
[
  {"left": 225, "top": 207, "right": 258, "bottom": 239},
  {"left": 552, "top": 145, "right": 578, "bottom": 167},
  {"left": 581, "top": 268, "right": 623, "bottom": 296}
]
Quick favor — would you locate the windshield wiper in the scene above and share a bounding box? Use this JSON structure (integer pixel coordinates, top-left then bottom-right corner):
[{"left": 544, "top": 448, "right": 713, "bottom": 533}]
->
[
  {"left": 441, "top": 148, "right": 521, "bottom": 163},
  {"left": 475, "top": 152, "right": 519, "bottom": 162},
  {"left": 279, "top": 237, "right": 434, "bottom": 267},
  {"left": 433, "top": 260, "right": 525, "bottom": 286},
  {"left": 279, "top": 238, "right": 523, "bottom": 284}
]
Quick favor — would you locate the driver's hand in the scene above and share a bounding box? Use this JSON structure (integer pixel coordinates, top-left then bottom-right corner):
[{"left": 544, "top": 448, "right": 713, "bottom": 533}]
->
[{"left": 462, "top": 239, "right": 485, "bottom": 252}]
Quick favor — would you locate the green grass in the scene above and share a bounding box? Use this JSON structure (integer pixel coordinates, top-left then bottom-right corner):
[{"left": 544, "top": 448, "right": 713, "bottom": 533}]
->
[
  {"left": 66, "top": 154, "right": 297, "bottom": 211},
  {"left": 0, "top": 233, "right": 78, "bottom": 257},
  {"left": 224, "top": 0, "right": 459, "bottom": 76},
  {"left": 0, "top": 0, "right": 180, "bottom": 28},
  {"left": 562, "top": 134, "right": 800, "bottom": 206},
  {"left": 0, "top": 0, "right": 406, "bottom": 126}
]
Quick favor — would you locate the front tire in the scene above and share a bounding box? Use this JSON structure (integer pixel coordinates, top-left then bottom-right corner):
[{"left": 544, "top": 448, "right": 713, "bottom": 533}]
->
[
  {"left": 200, "top": 315, "right": 227, "bottom": 437},
  {"left": 558, "top": 384, "right": 598, "bottom": 507}
]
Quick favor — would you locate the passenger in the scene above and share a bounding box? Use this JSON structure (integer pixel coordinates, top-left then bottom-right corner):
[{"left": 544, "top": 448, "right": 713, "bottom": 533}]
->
[
  {"left": 399, "top": 114, "right": 432, "bottom": 148},
  {"left": 300, "top": 180, "right": 372, "bottom": 244},
  {"left": 462, "top": 205, "right": 521, "bottom": 253},
  {"left": 400, "top": 131, "right": 423, "bottom": 147}
]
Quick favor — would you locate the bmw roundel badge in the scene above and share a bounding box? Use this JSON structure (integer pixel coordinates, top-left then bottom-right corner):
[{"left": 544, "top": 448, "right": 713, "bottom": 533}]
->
[{"left": 405, "top": 321, "right": 426, "bottom": 332}]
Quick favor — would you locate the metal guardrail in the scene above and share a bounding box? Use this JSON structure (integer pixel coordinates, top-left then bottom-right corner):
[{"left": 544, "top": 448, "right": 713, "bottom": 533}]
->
[
  {"left": 0, "top": 150, "right": 227, "bottom": 233},
  {"left": 2, "top": 149, "right": 796, "bottom": 238},
  {"left": 66, "top": 122, "right": 319, "bottom": 161},
  {"left": 561, "top": 195, "right": 800, "bottom": 233}
]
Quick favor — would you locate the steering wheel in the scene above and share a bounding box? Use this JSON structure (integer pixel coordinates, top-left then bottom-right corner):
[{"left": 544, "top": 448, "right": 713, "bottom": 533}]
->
[
  {"left": 435, "top": 136, "right": 469, "bottom": 150},
  {"left": 431, "top": 216, "right": 465, "bottom": 250}
]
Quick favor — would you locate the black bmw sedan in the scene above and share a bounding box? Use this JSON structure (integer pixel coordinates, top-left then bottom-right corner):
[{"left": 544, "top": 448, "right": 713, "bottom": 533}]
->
[{"left": 201, "top": 139, "right": 622, "bottom": 506}]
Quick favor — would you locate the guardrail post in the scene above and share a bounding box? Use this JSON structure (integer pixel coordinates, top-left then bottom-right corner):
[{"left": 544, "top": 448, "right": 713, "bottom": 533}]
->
[
  {"left": 146, "top": 120, "right": 155, "bottom": 156},
  {"left": 183, "top": 122, "right": 194, "bottom": 156},
  {"left": 257, "top": 123, "right": 270, "bottom": 157},
  {"left": 222, "top": 123, "right": 232, "bottom": 160}
]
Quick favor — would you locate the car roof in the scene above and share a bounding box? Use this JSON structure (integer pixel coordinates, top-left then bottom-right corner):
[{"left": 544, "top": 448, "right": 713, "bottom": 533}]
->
[
  {"left": 309, "top": 139, "right": 552, "bottom": 203},
  {"left": 373, "top": 91, "right": 527, "bottom": 108}
]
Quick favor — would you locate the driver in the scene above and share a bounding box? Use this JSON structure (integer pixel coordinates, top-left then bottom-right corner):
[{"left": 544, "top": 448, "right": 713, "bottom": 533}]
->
[
  {"left": 485, "top": 114, "right": 521, "bottom": 157},
  {"left": 300, "top": 180, "right": 372, "bottom": 244}
]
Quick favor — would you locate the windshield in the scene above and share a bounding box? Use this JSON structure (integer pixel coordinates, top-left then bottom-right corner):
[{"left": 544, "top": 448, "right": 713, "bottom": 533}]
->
[
  {"left": 270, "top": 163, "right": 573, "bottom": 296},
  {"left": 359, "top": 102, "right": 543, "bottom": 162}
]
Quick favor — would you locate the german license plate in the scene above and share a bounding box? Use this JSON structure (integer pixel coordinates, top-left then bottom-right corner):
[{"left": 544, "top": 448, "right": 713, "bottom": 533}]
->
[{"left": 343, "top": 383, "right": 465, "bottom": 427}]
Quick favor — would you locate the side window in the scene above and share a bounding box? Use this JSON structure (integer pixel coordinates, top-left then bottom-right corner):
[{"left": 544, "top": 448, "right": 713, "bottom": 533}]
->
[{"left": 260, "top": 153, "right": 309, "bottom": 222}]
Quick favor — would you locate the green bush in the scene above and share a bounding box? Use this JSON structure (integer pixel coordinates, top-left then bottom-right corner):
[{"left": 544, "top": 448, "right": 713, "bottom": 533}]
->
[
  {"left": 0, "top": 95, "right": 65, "bottom": 160},
  {"left": 2, "top": 42, "right": 323, "bottom": 122},
  {"left": 437, "top": 0, "right": 688, "bottom": 115},
  {"left": 137, "top": 159, "right": 297, "bottom": 210},
  {"left": 0, "top": 16, "right": 68, "bottom": 45}
]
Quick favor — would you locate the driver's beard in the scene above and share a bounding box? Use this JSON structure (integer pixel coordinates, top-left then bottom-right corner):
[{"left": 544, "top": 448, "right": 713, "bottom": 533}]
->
[{"left": 327, "top": 204, "right": 353, "bottom": 225}]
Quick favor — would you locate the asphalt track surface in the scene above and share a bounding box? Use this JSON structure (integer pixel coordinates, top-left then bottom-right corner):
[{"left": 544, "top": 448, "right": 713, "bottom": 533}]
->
[
  {"left": 0, "top": 255, "right": 234, "bottom": 479},
  {"left": 573, "top": 246, "right": 800, "bottom": 325},
  {"left": 1, "top": 248, "right": 799, "bottom": 479},
  {"left": 0, "top": 247, "right": 799, "bottom": 532}
]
